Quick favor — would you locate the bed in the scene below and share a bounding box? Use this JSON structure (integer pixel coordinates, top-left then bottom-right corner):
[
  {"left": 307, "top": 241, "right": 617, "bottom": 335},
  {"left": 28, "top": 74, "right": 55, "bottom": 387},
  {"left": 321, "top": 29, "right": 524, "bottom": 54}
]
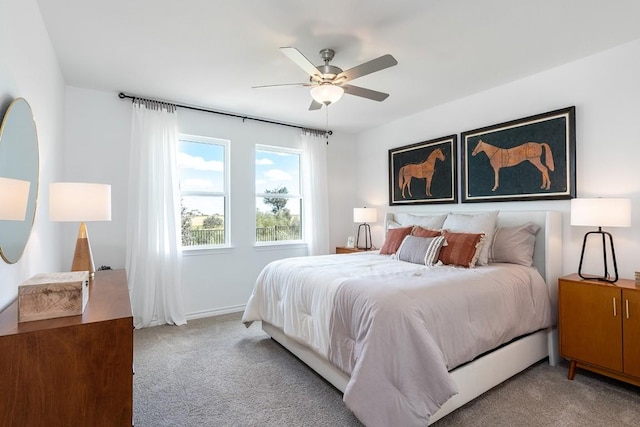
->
[{"left": 243, "top": 210, "right": 562, "bottom": 425}]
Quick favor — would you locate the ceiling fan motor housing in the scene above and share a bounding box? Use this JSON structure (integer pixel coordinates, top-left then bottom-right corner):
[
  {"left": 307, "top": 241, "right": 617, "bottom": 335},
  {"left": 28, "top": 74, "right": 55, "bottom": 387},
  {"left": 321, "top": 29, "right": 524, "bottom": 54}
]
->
[
  {"left": 313, "top": 65, "right": 342, "bottom": 82},
  {"left": 314, "top": 49, "right": 343, "bottom": 81}
]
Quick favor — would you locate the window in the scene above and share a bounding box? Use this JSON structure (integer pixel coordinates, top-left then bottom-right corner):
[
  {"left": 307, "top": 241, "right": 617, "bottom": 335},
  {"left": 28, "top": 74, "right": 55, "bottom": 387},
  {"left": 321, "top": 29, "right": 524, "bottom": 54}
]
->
[
  {"left": 178, "top": 135, "right": 230, "bottom": 248},
  {"left": 255, "top": 145, "right": 302, "bottom": 244}
]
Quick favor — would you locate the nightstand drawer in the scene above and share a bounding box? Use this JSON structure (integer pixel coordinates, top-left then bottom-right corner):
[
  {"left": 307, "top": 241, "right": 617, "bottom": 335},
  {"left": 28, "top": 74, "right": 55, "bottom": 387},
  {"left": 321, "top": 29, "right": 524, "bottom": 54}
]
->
[{"left": 336, "top": 246, "right": 369, "bottom": 254}]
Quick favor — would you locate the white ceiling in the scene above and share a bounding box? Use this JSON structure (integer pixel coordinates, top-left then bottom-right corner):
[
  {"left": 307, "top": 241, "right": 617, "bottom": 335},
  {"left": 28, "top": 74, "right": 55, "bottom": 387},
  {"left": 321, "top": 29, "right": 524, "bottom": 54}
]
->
[{"left": 36, "top": 0, "right": 640, "bottom": 134}]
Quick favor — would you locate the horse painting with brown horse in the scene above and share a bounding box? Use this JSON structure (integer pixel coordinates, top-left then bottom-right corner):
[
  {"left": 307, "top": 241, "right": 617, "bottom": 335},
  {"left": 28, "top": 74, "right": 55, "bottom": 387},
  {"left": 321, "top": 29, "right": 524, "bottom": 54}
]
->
[
  {"left": 398, "top": 148, "right": 445, "bottom": 198},
  {"left": 471, "top": 140, "right": 555, "bottom": 191}
]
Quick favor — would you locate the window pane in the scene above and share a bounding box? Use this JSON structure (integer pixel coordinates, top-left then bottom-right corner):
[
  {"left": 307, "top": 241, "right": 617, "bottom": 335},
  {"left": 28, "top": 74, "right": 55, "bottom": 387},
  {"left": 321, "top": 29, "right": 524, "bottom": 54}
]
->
[
  {"left": 255, "top": 197, "right": 301, "bottom": 242},
  {"left": 181, "top": 196, "right": 225, "bottom": 246},
  {"left": 179, "top": 140, "right": 225, "bottom": 193},
  {"left": 255, "top": 149, "right": 300, "bottom": 195},
  {"left": 178, "top": 136, "right": 229, "bottom": 249},
  {"left": 255, "top": 146, "right": 302, "bottom": 244}
]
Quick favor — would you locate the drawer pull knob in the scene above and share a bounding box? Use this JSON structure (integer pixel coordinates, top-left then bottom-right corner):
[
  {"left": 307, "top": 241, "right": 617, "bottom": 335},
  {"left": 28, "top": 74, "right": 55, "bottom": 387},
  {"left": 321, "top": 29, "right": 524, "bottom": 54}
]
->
[{"left": 626, "top": 299, "right": 630, "bottom": 319}]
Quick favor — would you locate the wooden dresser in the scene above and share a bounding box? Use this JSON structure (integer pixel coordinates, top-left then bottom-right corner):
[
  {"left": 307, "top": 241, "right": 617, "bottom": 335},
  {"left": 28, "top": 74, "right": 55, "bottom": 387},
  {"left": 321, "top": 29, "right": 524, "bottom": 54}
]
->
[
  {"left": 558, "top": 274, "right": 640, "bottom": 386},
  {"left": 0, "top": 269, "right": 133, "bottom": 427}
]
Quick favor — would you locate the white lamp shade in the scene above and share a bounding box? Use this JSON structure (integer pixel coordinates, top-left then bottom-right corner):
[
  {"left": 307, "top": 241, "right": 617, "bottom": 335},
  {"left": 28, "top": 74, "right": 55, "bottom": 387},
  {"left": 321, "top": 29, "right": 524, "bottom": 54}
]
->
[
  {"left": 353, "top": 207, "right": 377, "bottom": 223},
  {"left": 310, "top": 84, "right": 344, "bottom": 105},
  {"left": 0, "top": 177, "right": 31, "bottom": 221},
  {"left": 570, "top": 198, "right": 631, "bottom": 227},
  {"left": 49, "top": 182, "right": 112, "bottom": 222}
]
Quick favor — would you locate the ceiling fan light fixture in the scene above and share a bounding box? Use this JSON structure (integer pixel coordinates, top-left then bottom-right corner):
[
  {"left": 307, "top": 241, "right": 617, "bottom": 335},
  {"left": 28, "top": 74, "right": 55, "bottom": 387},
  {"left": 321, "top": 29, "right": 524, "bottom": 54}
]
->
[{"left": 310, "top": 84, "right": 344, "bottom": 105}]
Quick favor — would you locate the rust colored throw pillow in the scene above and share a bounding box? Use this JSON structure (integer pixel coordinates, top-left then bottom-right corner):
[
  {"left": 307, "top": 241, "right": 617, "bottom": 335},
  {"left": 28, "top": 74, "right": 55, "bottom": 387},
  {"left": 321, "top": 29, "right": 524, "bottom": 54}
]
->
[
  {"left": 438, "top": 230, "right": 485, "bottom": 268},
  {"left": 380, "top": 226, "right": 413, "bottom": 255},
  {"left": 411, "top": 226, "right": 441, "bottom": 238}
]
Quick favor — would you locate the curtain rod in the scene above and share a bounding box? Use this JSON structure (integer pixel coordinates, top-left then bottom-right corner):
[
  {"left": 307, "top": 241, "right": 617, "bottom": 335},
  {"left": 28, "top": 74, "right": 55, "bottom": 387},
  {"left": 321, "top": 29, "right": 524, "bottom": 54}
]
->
[{"left": 118, "top": 92, "right": 331, "bottom": 135}]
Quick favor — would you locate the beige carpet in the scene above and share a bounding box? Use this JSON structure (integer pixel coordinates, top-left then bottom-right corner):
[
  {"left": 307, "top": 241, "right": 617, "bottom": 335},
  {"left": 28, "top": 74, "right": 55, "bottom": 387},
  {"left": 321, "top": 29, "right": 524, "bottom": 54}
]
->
[{"left": 133, "top": 312, "right": 640, "bottom": 426}]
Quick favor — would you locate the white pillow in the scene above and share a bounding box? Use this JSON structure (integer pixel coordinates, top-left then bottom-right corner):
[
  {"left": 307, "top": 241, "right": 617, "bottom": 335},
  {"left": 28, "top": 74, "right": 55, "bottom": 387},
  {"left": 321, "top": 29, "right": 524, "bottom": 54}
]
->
[
  {"left": 489, "top": 222, "right": 540, "bottom": 266},
  {"left": 387, "top": 220, "right": 402, "bottom": 229},
  {"left": 441, "top": 211, "right": 498, "bottom": 266},
  {"left": 400, "top": 214, "right": 447, "bottom": 230}
]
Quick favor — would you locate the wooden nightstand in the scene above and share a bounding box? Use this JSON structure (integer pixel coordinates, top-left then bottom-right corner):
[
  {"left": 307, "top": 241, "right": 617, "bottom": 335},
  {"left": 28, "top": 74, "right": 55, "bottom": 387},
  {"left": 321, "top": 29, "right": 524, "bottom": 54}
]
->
[
  {"left": 558, "top": 274, "right": 640, "bottom": 386},
  {"left": 336, "top": 246, "right": 370, "bottom": 254}
]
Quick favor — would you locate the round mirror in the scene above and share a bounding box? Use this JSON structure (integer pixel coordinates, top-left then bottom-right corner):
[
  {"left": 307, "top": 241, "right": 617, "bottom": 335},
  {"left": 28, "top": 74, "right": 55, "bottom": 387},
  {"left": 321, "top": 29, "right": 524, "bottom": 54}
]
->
[{"left": 0, "top": 98, "right": 39, "bottom": 264}]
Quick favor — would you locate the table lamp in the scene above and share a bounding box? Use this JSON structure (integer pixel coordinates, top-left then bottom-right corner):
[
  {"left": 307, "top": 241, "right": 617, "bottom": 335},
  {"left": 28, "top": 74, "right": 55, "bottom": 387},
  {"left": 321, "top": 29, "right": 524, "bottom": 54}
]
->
[
  {"left": 570, "top": 197, "right": 631, "bottom": 282},
  {"left": 353, "top": 207, "right": 377, "bottom": 250},
  {"left": 49, "top": 182, "right": 111, "bottom": 277},
  {"left": 0, "top": 177, "right": 31, "bottom": 220}
]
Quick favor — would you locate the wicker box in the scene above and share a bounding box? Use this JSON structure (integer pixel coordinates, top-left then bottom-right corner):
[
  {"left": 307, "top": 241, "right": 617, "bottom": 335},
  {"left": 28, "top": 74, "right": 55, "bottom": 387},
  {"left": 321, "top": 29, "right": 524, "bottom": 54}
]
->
[{"left": 18, "top": 272, "right": 90, "bottom": 322}]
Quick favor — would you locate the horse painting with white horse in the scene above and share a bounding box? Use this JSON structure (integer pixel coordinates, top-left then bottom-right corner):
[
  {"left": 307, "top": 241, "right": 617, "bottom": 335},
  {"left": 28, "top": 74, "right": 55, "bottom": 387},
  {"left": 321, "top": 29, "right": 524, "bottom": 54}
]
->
[
  {"left": 398, "top": 148, "right": 445, "bottom": 198},
  {"left": 471, "top": 140, "right": 555, "bottom": 192}
]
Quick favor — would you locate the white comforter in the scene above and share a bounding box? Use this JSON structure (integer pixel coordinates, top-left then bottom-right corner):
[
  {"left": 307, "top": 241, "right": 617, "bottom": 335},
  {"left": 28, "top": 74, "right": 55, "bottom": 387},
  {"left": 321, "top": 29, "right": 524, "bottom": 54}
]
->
[
  {"left": 242, "top": 252, "right": 553, "bottom": 426},
  {"left": 242, "top": 252, "right": 429, "bottom": 356}
]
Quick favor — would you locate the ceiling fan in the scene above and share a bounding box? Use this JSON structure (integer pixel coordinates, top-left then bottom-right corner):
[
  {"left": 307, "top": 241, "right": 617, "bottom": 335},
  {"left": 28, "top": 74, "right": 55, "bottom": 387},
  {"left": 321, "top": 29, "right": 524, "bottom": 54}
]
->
[{"left": 254, "top": 47, "right": 398, "bottom": 110}]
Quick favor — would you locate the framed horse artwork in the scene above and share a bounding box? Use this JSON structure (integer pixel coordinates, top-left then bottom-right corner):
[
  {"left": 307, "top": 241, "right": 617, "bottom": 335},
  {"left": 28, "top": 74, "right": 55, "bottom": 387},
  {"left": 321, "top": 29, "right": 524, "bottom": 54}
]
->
[
  {"left": 388, "top": 135, "right": 457, "bottom": 205},
  {"left": 461, "top": 106, "right": 576, "bottom": 203}
]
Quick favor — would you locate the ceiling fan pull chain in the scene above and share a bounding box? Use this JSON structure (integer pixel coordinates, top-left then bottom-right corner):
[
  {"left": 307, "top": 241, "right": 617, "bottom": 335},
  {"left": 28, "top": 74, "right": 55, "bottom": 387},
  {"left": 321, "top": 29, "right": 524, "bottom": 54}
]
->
[{"left": 325, "top": 106, "right": 330, "bottom": 145}]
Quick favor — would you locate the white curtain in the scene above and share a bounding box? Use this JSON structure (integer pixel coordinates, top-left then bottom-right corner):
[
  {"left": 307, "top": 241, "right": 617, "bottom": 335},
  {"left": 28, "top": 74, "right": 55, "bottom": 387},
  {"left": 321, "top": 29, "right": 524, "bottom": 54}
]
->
[
  {"left": 301, "top": 131, "right": 330, "bottom": 256},
  {"left": 126, "top": 99, "right": 186, "bottom": 328}
]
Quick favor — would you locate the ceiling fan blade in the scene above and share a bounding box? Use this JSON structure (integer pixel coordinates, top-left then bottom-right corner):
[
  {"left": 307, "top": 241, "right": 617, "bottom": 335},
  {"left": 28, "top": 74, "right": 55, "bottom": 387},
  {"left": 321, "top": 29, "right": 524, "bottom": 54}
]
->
[
  {"left": 342, "top": 84, "right": 390, "bottom": 102},
  {"left": 252, "top": 83, "right": 310, "bottom": 89},
  {"left": 309, "top": 99, "right": 323, "bottom": 110},
  {"left": 336, "top": 54, "right": 398, "bottom": 82},
  {"left": 280, "top": 47, "right": 323, "bottom": 79}
]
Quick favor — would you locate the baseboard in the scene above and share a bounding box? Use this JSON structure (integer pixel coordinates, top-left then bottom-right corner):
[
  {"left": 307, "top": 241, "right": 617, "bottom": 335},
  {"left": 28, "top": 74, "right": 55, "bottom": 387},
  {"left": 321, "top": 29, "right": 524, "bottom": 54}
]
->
[{"left": 185, "top": 304, "right": 245, "bottom": 320}]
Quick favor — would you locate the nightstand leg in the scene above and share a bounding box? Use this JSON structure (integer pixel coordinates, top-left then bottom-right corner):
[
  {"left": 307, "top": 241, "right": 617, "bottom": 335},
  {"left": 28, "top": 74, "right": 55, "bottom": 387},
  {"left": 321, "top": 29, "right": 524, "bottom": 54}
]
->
[{"left": 568, "top": 360, "right": 577, "bottom": 380}]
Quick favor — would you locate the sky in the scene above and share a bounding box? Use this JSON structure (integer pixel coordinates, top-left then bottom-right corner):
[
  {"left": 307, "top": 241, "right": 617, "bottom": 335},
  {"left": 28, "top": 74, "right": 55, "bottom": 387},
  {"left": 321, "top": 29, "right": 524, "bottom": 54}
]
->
[
  {"left": 178, "top": 140, "right": 301, "bottom": 218},
  {"left": 256, "top": 147, "right": 301, "bottom": 216}
]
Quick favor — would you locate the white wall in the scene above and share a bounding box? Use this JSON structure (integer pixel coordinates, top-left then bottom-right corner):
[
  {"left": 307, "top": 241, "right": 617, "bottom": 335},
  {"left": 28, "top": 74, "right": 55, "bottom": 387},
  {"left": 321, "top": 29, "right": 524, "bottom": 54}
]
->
[
  {"left": 0, "top": 0, "right": 65, "bottom": 310},
  {"left": 62, "top": 87, "right": 131, "bottom": 271},
  {"left": 63, "top": 87, "right": 357, "bottom": 318},
  {"left": 355, "top": 38, "right": 640, "bottom": 280}
]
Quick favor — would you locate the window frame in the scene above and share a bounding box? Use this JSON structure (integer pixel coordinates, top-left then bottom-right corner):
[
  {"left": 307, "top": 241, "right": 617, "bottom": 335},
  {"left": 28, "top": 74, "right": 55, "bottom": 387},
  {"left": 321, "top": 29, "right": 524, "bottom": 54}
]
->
[
  {"left": 178, "top": 134, "right": 231, "bottom": 251},
  {"left": 255, "top": 144, "right": 304, "bottom": 246}
]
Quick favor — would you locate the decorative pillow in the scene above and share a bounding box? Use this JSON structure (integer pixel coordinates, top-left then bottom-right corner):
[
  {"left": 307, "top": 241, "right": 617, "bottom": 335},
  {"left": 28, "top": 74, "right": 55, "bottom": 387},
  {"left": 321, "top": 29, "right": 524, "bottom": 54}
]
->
[
  {"left": 489, "top": 222, "right": 540, "bottom": 266},
  {"left": 441, "top": 211, "right": 498, "bottom": 266},
  {"left": 438, "top": 230, "right": 485, "bottom": 268},
  {"left": 400, "top": 214, "right": 447, "bottom": 230},
  {"left": 396, "top": 235, "right": 446, "bottom": 266},
  {"left": 380, "top": 226, "right": 413, "bottom": 255},
  {"left": 411, "top": 226, "right": 441, "bottom": 238}
]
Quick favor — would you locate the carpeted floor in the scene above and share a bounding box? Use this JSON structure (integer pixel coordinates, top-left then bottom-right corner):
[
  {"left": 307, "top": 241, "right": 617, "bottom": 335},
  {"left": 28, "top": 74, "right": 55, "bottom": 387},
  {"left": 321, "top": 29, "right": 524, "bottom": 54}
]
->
[{"left": 133, "top": 312, "right": 640, "bottom": 426}]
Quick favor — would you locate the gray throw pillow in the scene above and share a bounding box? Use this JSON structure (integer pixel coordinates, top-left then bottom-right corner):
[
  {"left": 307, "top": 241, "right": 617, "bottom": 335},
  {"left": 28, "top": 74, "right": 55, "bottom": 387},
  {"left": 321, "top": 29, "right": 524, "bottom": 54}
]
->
[{"left": 396, "top": 235, "right": 446, "bottom": 266}]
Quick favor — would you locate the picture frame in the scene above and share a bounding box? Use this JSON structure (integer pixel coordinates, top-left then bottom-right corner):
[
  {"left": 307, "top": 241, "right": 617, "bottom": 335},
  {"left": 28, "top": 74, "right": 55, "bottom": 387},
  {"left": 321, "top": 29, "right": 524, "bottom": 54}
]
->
[
  {"left": 346, "top": 236, "right": 355, "bottom": 248},
  {"left": 461, "top": 106, "right": 576, "bottom": 203},
  {"left": 389, "top": 135, "right": 457, "bottom": 205}
]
